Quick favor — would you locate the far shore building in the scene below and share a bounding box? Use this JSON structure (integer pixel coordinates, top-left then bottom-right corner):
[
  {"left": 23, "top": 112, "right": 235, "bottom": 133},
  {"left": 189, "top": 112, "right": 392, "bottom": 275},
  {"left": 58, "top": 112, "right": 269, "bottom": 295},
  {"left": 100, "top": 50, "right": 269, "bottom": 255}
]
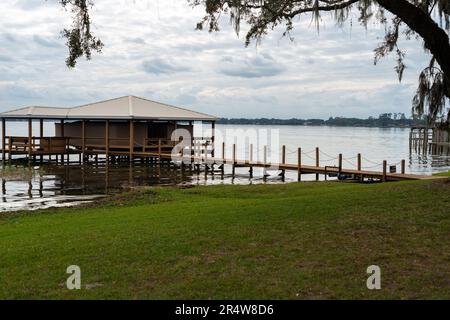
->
[{"left": 0, "top": 96, "right": 217, "bottom": 163}]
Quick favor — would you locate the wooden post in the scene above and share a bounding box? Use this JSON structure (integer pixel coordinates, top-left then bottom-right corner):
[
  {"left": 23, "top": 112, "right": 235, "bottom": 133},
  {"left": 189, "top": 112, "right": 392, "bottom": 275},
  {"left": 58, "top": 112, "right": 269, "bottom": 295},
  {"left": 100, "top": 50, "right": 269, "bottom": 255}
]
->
[
  {"left": 82, "top": 120, "right": 86, "bottom": 162},
  {"left": 220, "top": 142, "right": 225, "bottom": 175},
  {"left": 357, "top": 153, "right": 362, "bottom": 171},
  {"left": 158, "top": 139, "right": 162, "bottom": 157},
  {"left": 423, "top": 128, "right": 428, "bottom": 153},
  {"left": 281, "top": 145, "right": 286, "bottom": 179},
  {"left": 181, "top": 146, "right": 185, "bottom": 163},
  {"left": 105, "top": 120, "right": 110, "bottom": 160},
  {"left": 297, "top": 147, "right": 302, "bottom": 182},
  {"left": 264, "top": 146, "right": 267, "bottom": 164},
  {"left": 211, "top": 121, "right": 216, "bottom": 158},
  {"left": 1, "top": 118, "right": 5, "bottom": 165},
  {"left": 189, "top": 121, "right": 194, "bottom": 158},
  {"left": 263, "top": 145, "right": 268, "bottom": 177},
  {"left": 205, "top": 140, "right": 208, "bottom": 165},
  {"left": 338, "top": 153, "right": 343, "bottom": 172},
  {"left": 233, "top": 143, "right": 236, "bottom": 164},
  {"left": 28, "top": 118, "right": 32, "bottom": 161},
  {"left": 382, "top": 160, "right": 387, "bottom": 182},
  {"left": 249, "top": 144, "right": 254, "bottom": 178},
  {"left": 401, "top": 159, "right": 406, "bottom": 174},
  {"left": 60, "top": 120, "right": 65, "bottom": 137},
  {"left": 39, "top": 119, "right": 44, "bottom": 137},
  {"left": 129, "top": 120, "right": 134, "bottom": 160},
  {"left": 144, "top": 121, "right": 149, "bottom": 153},
  {"left": 315, "top": 147, "right": 319, "bottom": 181},
  {"left": 61, "top": 121, "right": 66, "bottom": 164},
  {"left": 39, "top": 119, "right": 44, "bottom": 162},
  {"left": 232, "top": 143, "right": 236, "bottom": 177},
  {"left": 222, "top": 142, "right": 225, "bottom": 163}
]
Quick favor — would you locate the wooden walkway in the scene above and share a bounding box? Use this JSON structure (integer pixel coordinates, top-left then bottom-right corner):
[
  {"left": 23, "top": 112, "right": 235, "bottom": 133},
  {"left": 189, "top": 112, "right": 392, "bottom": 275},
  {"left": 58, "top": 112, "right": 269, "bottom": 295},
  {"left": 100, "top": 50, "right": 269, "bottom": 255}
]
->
[{"left": 1, "top": 146, "right": 434, "bottom": 182}]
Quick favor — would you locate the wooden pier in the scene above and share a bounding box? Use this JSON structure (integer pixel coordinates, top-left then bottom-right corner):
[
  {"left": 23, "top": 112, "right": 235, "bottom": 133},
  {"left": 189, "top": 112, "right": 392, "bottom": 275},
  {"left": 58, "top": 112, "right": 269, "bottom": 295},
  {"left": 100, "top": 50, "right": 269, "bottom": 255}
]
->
[
  {"left": 0, "top": 96, "right": 438, "bottom": 183},
  {"left": 410, "top": 126, "right": 450, "bottom": 155},
  {"left": 1, "top": 140, "right": 433, "bottom": 182}
]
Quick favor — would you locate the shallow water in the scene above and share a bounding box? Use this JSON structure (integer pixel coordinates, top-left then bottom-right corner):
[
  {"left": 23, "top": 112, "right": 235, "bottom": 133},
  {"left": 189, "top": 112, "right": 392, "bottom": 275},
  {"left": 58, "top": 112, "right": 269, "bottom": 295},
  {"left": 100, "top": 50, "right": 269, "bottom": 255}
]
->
[
  {"left": 1, "top": 124, "right": 449, "bottom": 212},
  {"left": 0, "top": 162, "right": 292, "bottom": 212}
]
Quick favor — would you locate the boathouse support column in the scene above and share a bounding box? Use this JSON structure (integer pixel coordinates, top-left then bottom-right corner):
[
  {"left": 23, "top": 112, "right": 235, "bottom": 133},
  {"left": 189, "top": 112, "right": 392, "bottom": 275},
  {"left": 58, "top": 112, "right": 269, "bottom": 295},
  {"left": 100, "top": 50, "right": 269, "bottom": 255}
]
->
[
  {"left": 61, "top": 120, "right": 65, "bottom": 137},
  {"left": 61, "top": 120, "right": 65, "bottom": 164},
  {"left": 189, "top": 121, "right": 194, "bottom": 163},
  {"left": 82, "top": 120, "right": 86, "bottom": 162},
  {"left": 211, "top": 121, "right": 216, "bottom": 158},
  {"left": 28, "top": 118, "right": 33, "bottom": 162},
  {"left": 105, "top": 120, "right": 110, "bottom": 161},
  {"left": 39, "top": 119, "right": 44, "bottom": 163},
  {"left": 1, "top": 118, "right": 5, "bottom": 165},
  {"left": 129, "top": 120, "right": 134, "bottom": 161}
]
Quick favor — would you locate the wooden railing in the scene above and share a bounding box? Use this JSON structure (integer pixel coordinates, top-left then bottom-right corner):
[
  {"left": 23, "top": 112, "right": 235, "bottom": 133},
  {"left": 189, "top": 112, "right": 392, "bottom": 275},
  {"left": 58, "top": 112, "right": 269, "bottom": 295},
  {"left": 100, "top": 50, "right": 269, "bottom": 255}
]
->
[
  {"left": 5, "top": 136, "right": 73, "bottom": 153},
  {"left": 3, "top": 136, "right": 215, "bottom": 156}
]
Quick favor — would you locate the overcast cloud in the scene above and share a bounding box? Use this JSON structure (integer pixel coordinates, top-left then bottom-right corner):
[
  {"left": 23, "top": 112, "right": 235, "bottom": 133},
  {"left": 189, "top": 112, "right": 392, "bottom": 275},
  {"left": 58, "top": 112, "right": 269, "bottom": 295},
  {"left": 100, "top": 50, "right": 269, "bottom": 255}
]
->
[{"left": 0, "top": 0, "right": 432, "bottom": 118}]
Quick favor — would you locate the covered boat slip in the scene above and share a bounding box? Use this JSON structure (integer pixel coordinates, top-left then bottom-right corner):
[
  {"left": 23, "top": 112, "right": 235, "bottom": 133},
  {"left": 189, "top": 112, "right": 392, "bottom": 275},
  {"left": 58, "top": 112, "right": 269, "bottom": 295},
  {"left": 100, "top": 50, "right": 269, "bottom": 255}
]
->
[{"left": 0, "top": 96, "right": 217, "bottom": 163}]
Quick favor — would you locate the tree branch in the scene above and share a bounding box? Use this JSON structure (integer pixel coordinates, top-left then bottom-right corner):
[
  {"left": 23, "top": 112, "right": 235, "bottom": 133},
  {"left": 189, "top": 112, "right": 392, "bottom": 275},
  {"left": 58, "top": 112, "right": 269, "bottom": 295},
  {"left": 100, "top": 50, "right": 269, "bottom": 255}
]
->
[{"left": 377, "top": 0, "right": 450, "bottom": 98}]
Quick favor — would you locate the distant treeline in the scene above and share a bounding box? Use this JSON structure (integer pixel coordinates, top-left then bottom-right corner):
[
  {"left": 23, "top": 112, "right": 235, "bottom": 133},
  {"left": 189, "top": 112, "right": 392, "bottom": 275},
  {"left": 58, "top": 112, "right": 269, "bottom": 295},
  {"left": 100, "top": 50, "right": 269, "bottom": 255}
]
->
[{"left": 217, "top": 113, "right": 425, "bottom": 128}]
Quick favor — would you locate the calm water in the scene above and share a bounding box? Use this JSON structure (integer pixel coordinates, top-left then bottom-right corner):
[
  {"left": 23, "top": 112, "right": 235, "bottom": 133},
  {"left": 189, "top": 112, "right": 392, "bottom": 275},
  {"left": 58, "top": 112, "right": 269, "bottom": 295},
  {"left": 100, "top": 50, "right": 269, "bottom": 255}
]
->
[{"left": 1, "top": 124, "right": 449, "bottom": 212}]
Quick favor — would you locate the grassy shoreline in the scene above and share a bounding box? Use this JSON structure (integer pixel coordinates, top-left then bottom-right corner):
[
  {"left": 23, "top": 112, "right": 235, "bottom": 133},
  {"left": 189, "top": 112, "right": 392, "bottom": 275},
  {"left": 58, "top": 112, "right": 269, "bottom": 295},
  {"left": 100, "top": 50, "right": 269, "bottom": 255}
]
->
[{"left": 0, "top": 179, "right": 449, "bottom": 299}]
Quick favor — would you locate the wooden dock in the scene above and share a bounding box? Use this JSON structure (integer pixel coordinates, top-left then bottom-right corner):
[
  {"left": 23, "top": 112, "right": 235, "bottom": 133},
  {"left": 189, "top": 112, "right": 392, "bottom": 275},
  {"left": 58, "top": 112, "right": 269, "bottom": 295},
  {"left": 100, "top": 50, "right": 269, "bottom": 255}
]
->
[{"left": 1, "top": 140, "right": 434, "bottom": 182}]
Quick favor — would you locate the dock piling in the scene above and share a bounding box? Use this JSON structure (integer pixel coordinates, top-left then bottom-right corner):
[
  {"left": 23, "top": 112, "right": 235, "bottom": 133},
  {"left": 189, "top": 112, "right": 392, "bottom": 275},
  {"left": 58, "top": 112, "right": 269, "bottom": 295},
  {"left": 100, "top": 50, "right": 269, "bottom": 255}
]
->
[
  {"left": 315, "top": 147, "right": 319, "bottom": 181},
  {"left": 232, "top": 143, "right": 236, "bottom": 177},
  {"left": 281, "top": 145, "right": 286, "bottom": 179},
  {"left": 357, "top": 153, "right": 361, "bottom": 171}
]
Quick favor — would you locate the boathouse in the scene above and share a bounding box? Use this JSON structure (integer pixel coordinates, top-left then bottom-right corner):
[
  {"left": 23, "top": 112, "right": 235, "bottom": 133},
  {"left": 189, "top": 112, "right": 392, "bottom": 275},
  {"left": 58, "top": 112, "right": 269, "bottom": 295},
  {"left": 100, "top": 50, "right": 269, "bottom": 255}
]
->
[{"left": 0, "top": 96, "right": 217, "bottom": 163}]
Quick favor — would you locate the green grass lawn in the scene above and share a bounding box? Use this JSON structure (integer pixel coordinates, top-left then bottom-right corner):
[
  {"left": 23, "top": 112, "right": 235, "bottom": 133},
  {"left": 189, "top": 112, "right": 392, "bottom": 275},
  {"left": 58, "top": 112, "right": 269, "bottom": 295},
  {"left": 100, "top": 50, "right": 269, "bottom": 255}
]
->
[{"left": 0, "top": 179, "right": 449, "bottom": 299}]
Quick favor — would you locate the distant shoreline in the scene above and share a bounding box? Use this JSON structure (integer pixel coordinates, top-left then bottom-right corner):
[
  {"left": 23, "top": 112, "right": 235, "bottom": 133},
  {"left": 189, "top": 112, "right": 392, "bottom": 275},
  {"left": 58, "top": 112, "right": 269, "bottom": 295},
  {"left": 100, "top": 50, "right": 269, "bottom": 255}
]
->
[{"left": 216, "top": 116, "right": 425, "bottom": 128}]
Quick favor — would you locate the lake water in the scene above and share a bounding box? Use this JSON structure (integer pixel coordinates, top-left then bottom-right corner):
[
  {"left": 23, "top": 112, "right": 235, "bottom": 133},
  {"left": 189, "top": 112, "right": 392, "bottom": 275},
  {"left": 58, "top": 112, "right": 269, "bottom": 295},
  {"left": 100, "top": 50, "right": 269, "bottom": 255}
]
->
[{"left": 1, "top": 124, "right": 449, "bottom": 212}]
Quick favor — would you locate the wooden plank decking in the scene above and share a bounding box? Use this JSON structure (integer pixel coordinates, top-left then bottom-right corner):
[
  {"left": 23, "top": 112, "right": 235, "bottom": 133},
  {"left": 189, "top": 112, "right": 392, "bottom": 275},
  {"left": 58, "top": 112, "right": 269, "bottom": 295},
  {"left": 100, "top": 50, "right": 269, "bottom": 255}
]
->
[{"left": 1, "top": 147, "right": 434, "bottom": 182}]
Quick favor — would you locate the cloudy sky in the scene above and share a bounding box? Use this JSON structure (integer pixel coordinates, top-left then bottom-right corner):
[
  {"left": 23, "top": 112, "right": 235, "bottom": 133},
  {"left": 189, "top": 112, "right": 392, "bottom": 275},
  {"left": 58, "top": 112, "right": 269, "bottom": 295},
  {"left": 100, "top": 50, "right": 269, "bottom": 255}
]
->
[{"left": 0, "top": 0, "right": 432, "bottom": 119}]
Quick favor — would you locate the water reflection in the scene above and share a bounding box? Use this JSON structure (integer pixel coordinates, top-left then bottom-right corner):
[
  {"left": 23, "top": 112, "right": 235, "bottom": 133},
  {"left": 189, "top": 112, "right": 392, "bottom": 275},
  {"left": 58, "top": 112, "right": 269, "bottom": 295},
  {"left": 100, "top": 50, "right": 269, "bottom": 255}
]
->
[{"left": 0, "top": 162, "right": 290, "bottom": 212}]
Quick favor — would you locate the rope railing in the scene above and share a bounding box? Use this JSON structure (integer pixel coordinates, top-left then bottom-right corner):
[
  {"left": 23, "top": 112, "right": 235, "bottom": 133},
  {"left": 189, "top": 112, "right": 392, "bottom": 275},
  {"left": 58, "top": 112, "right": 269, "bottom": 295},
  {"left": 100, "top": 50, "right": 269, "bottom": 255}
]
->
[
  {"left": 319, "top": 150, "right": 337, "bottom": 159},
  {"left": 362, "top": 163, "right": 382, "bottom": 169},
  {"left": 320, "top": 158, "right": 338, "bottom": 164},
  {"left": 361, "top": 156, "right": 381, "bottom": 165},
  {"left": 342, "top": 158, "right": 357, "bottom": 167},
  {"left": 207, "top": 143, "right": 406, "bottom": 177}
]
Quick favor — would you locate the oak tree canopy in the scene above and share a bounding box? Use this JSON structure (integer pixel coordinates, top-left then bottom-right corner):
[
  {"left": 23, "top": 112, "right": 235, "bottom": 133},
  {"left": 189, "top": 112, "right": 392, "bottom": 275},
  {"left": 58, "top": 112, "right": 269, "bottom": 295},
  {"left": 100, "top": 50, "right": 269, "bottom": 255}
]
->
[{"left": 59, "top": 0, "right": 450, "bottom": 123}]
